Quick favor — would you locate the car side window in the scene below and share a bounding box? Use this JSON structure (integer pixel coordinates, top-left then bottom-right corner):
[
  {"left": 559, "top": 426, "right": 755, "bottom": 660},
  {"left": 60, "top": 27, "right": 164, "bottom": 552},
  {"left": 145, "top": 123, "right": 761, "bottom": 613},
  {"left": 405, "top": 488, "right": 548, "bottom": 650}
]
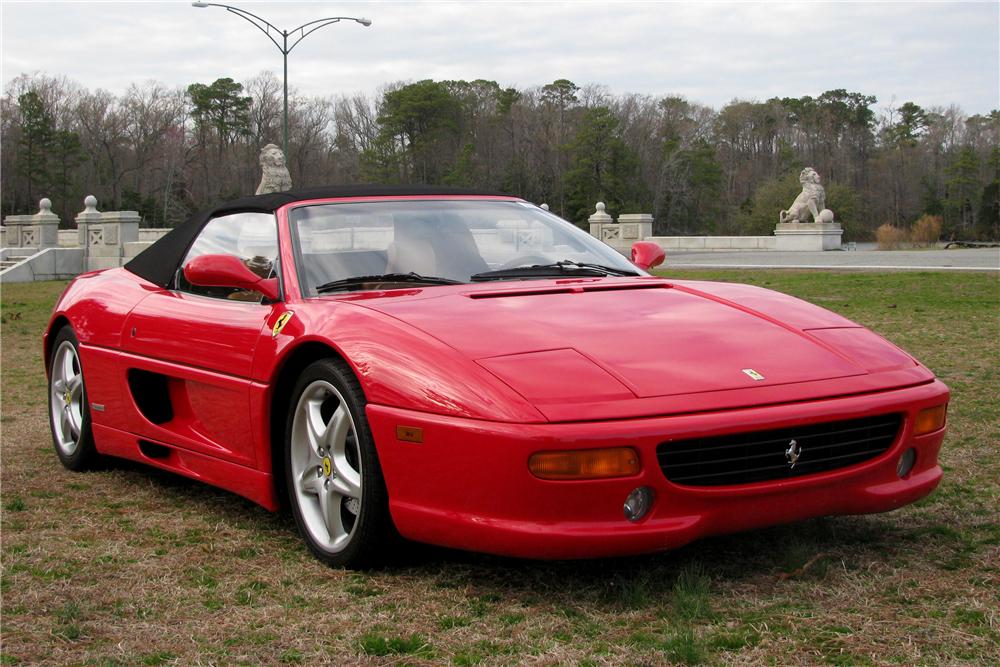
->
[{"left": 176, "top": 212, "right": 279, "bottom": 301}]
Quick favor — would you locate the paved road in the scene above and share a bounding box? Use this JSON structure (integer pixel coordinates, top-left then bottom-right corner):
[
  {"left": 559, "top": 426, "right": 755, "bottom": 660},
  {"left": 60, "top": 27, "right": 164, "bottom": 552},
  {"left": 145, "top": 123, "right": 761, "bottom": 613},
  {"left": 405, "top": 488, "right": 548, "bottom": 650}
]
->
[{"left": 662, "top": 247, "right": 999, "bottom": 271}]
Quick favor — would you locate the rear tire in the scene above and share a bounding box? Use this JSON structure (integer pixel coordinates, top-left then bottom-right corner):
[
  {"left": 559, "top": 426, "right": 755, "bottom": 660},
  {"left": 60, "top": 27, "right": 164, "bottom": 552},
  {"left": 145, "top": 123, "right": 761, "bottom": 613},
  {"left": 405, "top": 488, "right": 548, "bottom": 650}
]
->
[
  {"left": 284, "top": 357, "right": 393, "bottom": 568},
  {"left": 48, "top": 326, "right": 100, "bottom": 471}
]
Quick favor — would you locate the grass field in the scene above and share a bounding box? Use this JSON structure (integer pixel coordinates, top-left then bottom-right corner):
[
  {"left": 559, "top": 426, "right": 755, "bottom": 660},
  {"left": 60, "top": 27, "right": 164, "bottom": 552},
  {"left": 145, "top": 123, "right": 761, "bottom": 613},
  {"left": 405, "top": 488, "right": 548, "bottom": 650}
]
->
[{"left": 2, "top": 271, "right": 998, "bottom": 666}]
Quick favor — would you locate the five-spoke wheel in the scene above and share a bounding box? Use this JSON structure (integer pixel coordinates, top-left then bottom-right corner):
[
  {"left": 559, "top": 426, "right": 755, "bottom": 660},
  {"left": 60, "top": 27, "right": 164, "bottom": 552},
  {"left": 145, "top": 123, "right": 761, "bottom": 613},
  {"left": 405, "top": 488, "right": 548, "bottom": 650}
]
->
[
  {"left": 51, "top": 340, "right": 85, "bottom": 455},
  {"left": 290, "top": 379, "right": 364, "bottom": 552},
  {"left": 285, "top": 358, "right": 392, "bottom": 567},
  {"left": 47, "top": 326, "right": 99, "bottom": 470}
]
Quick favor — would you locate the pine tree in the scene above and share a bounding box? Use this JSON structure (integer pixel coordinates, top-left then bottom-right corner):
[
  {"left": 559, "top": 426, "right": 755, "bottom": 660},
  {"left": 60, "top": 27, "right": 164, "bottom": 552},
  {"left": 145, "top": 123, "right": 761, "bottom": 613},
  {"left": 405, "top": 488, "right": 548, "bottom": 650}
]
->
[{"left": 17, "top": 91, "right": 55, "bottom": 205}]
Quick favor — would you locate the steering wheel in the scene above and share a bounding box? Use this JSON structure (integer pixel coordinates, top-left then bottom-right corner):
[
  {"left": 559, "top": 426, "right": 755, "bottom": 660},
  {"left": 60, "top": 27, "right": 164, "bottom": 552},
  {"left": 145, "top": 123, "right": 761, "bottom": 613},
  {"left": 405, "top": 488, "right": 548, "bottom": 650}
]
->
[{"left": 498, "top": 255, "right": 552, "bottom": 270}]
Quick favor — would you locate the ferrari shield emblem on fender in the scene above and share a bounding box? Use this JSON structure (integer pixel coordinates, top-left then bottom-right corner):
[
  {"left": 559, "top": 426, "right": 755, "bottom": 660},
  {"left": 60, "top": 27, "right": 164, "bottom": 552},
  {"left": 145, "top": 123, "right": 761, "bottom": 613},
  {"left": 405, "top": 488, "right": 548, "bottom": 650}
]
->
[
  {"left": 741, "top": 368, "right": 765, "bottom": 381},
  {"left": 272, "top": 311, "right": 294, "bottom": 339}
]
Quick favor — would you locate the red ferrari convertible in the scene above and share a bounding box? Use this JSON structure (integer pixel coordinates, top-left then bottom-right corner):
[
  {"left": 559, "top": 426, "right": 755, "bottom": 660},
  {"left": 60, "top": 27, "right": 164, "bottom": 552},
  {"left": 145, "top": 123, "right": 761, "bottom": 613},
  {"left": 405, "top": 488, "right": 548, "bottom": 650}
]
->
[{"left": 45, "top": 186, "right": 949, "bottom": 567}]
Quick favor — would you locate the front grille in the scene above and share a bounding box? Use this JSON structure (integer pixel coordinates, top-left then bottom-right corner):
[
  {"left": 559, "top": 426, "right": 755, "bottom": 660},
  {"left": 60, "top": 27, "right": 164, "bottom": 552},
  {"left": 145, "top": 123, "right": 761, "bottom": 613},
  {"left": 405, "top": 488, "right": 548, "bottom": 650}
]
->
[{"left": 657, "top": 414, "right": 903, "bottom": 487}]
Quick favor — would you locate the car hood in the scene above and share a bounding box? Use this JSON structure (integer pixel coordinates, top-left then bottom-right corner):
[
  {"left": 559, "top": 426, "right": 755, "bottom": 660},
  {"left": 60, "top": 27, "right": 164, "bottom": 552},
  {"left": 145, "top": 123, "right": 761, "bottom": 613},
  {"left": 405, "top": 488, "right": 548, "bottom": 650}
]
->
[{"left": 344, "top": 279, "right": 929, "bottom": 420}]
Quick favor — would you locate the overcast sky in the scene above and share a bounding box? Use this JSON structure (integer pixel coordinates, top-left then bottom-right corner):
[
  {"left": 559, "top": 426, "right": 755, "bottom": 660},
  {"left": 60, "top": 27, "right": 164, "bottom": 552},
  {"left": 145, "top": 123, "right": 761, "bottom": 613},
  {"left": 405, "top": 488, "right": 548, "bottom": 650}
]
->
[{"left": 2, "top": 1, "right": 998, "bottom": 114}]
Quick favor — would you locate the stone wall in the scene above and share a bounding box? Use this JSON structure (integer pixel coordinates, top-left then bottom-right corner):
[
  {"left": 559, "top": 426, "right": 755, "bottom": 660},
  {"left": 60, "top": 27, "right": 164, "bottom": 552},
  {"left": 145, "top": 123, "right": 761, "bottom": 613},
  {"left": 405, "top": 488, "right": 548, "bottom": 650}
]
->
[
  {"left": 648, "top": 236, "right": 777, "bottom": 251},
  {"left": 587, "top": 203, "right": 654, "bottom": 254},
  {"left": 583, "top": 202, "right": 843, "bottom": 252},
  {"left": 2, "top": 198, "right": 60, "bottom": 250},
  {"left": 1, "top": 196, "right": 172, "bottom": 283}
]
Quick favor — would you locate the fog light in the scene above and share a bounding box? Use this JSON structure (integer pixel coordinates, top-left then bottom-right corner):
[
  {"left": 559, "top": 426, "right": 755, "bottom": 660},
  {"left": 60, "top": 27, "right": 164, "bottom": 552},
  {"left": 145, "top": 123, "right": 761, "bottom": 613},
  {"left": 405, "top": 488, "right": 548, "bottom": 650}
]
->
[
  {"left": 897, "top": 448, "right": 916, "bottom": 478},
  {"left": 623, "top": 487, "right": 653, "bottom": 522}
]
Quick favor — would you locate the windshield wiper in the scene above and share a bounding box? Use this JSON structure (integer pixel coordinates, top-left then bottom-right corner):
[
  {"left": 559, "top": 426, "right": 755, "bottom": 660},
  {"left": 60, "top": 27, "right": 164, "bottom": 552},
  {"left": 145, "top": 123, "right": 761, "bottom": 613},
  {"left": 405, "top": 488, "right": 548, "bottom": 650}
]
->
[
  {"left": 470, "top": 260, "right": 639, "bottom": 282},
  {"left": 316, "top": 272, "right": 463, "bottom": 294}
]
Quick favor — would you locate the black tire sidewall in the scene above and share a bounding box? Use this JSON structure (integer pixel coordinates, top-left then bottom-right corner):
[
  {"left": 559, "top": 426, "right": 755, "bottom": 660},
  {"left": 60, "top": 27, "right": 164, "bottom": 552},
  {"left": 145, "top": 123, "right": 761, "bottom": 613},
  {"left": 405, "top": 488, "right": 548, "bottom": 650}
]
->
[
  {"left": 48, "top": 326, "right": 98, "bottom": 470},
  {"left": 283, "top": 357, "right": 391, "bottom": 568}
]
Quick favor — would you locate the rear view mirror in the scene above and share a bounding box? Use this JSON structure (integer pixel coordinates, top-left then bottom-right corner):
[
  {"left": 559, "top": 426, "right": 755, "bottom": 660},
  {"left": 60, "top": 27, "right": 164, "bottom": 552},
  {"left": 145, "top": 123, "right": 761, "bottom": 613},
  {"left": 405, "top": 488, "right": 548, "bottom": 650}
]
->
[
  {"left": 183, "top": 254, "right": 280, "bottom": 301},
  {"left": 630, "top": 241, "right": 665, "bottom": 271}
]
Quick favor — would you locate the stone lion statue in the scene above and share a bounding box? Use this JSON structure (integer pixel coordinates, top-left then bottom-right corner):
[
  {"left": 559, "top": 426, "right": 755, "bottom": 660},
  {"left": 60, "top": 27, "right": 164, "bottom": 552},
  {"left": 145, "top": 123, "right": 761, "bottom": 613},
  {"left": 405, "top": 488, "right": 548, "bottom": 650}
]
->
[
  {"left": 779, "top": 167, "right": 834, "bottom": 224},
  {"left": 255, "top": 144, "right": 292, "bottom": 195}
]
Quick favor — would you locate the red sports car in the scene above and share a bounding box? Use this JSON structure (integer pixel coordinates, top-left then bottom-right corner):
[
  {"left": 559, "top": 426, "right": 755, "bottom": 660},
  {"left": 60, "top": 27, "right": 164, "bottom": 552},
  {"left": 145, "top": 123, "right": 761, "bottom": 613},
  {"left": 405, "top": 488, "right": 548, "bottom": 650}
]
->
[{"left": 45, "top": 186, "right": 949, "bottom": 567}]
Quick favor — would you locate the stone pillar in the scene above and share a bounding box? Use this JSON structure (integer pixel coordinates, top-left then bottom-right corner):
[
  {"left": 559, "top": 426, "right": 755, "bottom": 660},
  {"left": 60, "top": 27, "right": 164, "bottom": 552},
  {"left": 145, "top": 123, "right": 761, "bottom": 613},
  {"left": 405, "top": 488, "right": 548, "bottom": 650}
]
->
[
  {"left": 588, "top": 202, "right": 614, "bottom": 239},
  {"left": 34, "top": 198, "right": 61, "bottom": 248},
  {"left": 3, "top": 213, "right": 30, "bottom": 248},
  {"left": 589, "top": 203, "right": 656, "bottom": 254},
  {"left": 87, "top": 207, "right": 142, "bottom": 271},
  {"left": 2, "top": 198, "right": 61, "bottom": 249},
  {"left": 100, "top": 210, "right": 141, "bottom": 247},
  {"left": 75, "top": 196, "right": 102, "bottom": 248},
  {"left": 616, "top": 213, "right": 654, "bottom": 244}
]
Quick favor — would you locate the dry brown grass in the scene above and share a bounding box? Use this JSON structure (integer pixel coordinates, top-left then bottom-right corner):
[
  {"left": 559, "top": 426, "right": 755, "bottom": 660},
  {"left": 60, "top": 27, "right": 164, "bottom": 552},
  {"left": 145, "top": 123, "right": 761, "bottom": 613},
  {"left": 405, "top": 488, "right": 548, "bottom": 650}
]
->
[
  {"left": 911, "top": 215, "right": 944, "bottom": 248},
  {"left": 876, "top": 224, "right": 909, "bottom": 250},
  {"left": 2, "top": 273, "right": 998, "bottom": 665}
]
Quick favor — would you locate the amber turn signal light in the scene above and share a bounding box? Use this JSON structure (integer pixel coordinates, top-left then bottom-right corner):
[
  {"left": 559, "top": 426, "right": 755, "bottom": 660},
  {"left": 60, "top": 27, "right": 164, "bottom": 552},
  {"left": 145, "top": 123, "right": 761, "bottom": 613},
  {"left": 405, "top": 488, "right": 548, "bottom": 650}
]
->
[
  {"left": 396, "top": 426, "right": 424, "bottom": 443},
  {"left": 914, "top": 404, "right": 947, "bottom": 435},
  {"left": 528, "top": 447, "right": 641, "bottom": 480}
]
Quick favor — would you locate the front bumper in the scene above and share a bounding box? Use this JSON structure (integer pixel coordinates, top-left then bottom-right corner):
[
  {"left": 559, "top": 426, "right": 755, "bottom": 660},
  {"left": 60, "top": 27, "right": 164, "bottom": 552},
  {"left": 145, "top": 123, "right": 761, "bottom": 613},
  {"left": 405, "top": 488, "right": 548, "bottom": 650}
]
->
[{"left": 366, "top": 380, "right": 948, "bottom": 559}]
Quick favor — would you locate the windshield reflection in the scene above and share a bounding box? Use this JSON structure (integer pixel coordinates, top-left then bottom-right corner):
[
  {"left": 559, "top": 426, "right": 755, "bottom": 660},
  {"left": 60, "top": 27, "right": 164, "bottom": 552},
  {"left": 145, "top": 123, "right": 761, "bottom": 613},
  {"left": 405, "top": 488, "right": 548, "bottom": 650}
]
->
[{"left": 289, "top": 200, "right": 640, "bottom": 295}]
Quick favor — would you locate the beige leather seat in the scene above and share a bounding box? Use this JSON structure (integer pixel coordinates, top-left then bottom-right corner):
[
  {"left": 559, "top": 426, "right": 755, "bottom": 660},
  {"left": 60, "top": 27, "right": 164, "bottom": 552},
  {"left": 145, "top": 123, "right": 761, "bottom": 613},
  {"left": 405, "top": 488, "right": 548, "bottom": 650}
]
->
[
  {"left": 386, "top": 216, "right": 489, "bottom": 280},
  {"left": 386, "top": 237, "right": 436, "bottom": 276}
]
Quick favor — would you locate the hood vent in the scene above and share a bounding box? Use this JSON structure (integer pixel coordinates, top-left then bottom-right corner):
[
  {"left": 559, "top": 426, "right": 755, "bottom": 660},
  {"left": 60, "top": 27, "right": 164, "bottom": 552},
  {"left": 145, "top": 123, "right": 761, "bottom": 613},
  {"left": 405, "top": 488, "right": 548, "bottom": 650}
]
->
[{"left": 468, "top": 281, "right": 670, "bottom": 299}]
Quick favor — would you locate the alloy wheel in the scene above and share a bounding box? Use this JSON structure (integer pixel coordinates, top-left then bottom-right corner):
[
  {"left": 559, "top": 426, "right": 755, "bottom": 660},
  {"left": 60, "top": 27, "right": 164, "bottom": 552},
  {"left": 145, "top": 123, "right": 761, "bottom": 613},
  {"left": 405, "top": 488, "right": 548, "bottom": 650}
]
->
[
  {"left": 49, "top": 340, "right": 84, "bottom": 456},
  {"left": 289, "top": 379, "right": 364, "bottom": 553}
]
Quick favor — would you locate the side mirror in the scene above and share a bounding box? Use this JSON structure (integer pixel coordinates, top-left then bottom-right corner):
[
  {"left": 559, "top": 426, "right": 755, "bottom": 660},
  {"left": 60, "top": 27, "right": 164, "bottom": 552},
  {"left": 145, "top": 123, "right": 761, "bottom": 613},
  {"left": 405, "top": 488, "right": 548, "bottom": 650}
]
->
[
  {"left": 630, "top": 241, "right": 665, "bottom": 271},
  {"left": 183, "top": 254, "right": 280, "bottom": 301}
]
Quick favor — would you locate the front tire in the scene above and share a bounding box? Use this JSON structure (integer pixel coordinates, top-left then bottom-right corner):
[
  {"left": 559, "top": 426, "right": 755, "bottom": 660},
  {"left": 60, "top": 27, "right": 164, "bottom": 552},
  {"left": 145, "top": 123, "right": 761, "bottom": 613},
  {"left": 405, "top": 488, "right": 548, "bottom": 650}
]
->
[
  {"left": 48, "top": 326, "right": 100, "bottom": 470},
  {"left": 284, "top": 357, "right": 393, "bottom": 568}
]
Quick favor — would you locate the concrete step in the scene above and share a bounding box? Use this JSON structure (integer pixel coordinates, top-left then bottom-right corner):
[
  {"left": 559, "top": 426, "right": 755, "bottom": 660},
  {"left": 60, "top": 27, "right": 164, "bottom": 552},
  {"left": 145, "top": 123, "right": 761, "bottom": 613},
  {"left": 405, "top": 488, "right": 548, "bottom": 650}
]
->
[{"left": 1, "top": 257, "right": 31, "bottom": 270}]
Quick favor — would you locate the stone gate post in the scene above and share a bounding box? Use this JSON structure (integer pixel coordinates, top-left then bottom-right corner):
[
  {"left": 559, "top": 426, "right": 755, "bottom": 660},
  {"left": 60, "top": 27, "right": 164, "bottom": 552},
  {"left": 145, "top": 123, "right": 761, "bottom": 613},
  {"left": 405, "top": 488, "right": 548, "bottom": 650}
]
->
[
  {"left": 3, "top": 198, "right": 61, "bottom": 249},
  {"left": 75, "top": 195, "right": 102, "bottom": 249}
]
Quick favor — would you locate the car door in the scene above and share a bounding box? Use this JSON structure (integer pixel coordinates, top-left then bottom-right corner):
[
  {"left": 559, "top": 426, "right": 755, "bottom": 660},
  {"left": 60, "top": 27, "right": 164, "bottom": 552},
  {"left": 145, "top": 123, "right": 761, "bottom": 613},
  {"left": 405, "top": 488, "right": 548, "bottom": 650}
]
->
[{"left": 120, "top": 212, "right": 280, "bottom": 467}]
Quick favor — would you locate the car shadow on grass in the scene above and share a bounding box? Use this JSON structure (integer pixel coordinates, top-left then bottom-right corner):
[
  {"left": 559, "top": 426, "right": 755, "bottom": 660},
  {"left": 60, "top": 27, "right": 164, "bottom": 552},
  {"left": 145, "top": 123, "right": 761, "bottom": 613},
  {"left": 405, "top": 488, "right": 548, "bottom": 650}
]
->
[
  {"left": 101, "top": 454, "right": 916, "bottom": 609},
  {"left": 394, "top": 515, "right": 903, "bottom": 612}
]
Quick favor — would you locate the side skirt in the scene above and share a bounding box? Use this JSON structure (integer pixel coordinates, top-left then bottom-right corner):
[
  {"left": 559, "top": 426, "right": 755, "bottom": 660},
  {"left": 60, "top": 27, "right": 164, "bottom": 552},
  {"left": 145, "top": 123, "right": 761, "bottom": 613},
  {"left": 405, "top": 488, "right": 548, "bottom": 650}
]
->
[{"left": 92, "top": 423, "right": 279, "bottom": 511}]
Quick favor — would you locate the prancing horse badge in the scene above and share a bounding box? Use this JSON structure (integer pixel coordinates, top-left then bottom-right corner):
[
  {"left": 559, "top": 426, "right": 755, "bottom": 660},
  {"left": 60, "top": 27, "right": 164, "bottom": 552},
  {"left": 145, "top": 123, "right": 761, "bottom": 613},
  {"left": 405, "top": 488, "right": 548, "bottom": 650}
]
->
[{"left": 272, "top": 311, "right": 294, "bottom": 339}]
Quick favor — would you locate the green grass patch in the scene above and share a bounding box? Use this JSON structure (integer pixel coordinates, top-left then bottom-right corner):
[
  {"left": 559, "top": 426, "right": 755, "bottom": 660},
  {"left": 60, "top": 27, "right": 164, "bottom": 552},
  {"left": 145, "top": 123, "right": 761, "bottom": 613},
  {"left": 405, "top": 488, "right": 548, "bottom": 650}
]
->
[
  {"left": 358, "top": 632, "right": 432, "bottom": 657},
  {"left": 672, "top": 564, "right": 713, "bottom": 620},
  {"left": 437, "top": 615, "right": 472, "bottom": 630},
  {"left": 660, "top": 626, "right": 704, "bottom": 665},
  {"left": 4, "top": 497, "right": 27, "bottom": 512}
]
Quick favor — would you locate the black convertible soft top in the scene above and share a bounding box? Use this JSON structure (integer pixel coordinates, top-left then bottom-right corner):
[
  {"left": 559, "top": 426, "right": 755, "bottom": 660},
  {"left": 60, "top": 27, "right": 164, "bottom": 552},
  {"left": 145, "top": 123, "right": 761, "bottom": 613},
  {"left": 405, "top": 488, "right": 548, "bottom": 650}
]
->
[{"left": 124, "top": 185, "right": 510, "bottom": 288}]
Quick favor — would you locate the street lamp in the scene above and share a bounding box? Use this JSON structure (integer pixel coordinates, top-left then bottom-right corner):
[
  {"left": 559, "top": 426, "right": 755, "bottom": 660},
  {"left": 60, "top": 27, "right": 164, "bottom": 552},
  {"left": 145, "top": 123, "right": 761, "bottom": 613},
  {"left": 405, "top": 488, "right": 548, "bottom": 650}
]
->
[{"left": 191, "top": 2, "right": 371, "bottom": 160}]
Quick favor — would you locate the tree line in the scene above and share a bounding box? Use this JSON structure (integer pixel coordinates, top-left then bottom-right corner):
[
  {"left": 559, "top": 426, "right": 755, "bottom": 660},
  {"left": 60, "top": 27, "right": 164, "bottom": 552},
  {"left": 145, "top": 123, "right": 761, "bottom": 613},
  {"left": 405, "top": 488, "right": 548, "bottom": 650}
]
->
[{"left": 2, "top": 72, "right": 997, "bottom": 240}]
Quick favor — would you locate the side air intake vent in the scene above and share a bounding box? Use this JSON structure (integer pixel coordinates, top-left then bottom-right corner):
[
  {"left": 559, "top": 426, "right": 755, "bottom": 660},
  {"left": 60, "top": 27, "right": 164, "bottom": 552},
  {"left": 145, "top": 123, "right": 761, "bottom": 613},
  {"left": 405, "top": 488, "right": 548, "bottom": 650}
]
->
[{"left": 127, "top": 369, "right": 174, "bottom": 425}]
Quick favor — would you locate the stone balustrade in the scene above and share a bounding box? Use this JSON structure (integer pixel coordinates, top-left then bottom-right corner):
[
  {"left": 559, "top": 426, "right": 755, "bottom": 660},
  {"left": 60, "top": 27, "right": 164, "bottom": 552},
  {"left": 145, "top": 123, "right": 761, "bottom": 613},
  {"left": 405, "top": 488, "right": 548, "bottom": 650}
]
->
[
  {"left": 587, "top": 203, "right": 654, "bottom": 254},
  {"left": 584, "top": 201, "right": 843, "bottom": 253},
  {"left": 3, "top": 198, "right": 60, "bottom": 250},
  {"left": 1, "top": 195, "right": 169, "bottom": 283}
]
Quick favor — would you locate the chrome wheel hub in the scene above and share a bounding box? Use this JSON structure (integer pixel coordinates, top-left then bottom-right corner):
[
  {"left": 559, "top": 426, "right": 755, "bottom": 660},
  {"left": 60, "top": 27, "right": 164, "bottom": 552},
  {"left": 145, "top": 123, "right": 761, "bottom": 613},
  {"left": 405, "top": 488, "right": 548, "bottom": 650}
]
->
[
  {"left": 49, "top": 341, "right": 84, "bottom": 456},
  {"left": 290, "top": 380, "right": 363, "bottom": 553}
]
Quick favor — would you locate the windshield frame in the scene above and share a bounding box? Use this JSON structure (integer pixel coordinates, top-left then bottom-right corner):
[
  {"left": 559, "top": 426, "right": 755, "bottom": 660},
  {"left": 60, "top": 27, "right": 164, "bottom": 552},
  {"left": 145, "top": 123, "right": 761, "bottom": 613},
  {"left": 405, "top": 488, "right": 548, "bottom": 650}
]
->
[{"left": 287, "top": 196, "right": 644, "bottom": 297}]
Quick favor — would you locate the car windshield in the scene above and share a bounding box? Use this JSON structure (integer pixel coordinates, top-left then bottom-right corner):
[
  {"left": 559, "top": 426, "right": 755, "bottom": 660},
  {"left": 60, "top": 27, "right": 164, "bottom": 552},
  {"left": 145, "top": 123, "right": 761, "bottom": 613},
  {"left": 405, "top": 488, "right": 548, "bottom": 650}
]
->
[{"left": 289, "top": 199, "right": 642, "bottom": 295}]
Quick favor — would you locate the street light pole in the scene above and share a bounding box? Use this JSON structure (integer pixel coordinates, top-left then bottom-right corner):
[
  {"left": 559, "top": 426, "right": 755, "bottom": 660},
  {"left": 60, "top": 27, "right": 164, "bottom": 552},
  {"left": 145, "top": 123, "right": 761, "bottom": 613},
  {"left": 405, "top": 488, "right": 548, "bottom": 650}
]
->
[
  {"left": 283, "top": 31, "right": 288, "bottom": 161},
  {"left": 191, "top": 2, "right": 371, "bottom": 161}
]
